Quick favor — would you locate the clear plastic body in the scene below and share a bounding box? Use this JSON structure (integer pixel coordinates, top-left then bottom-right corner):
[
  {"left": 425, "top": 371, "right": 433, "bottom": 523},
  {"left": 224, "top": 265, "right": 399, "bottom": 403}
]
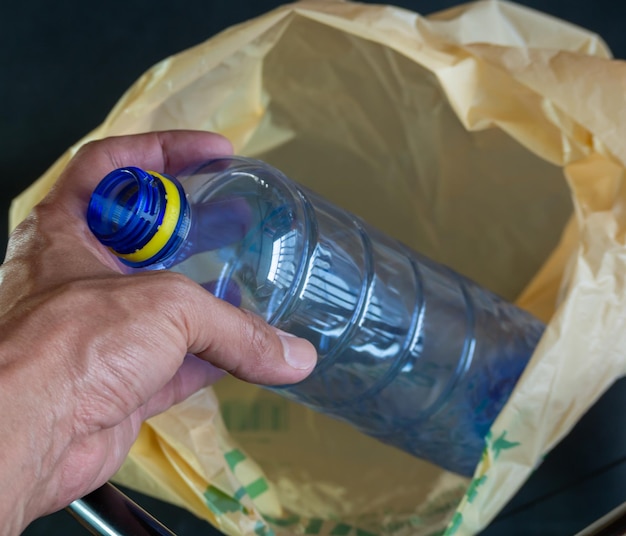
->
[{"left": 88, "top": 157, "right": 544, "bottom": 476}]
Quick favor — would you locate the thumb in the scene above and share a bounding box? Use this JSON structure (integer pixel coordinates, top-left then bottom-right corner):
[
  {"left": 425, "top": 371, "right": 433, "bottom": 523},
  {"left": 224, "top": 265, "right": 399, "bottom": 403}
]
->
[{"left": 168, "top": 273, "right": 317, "bottom": 385}]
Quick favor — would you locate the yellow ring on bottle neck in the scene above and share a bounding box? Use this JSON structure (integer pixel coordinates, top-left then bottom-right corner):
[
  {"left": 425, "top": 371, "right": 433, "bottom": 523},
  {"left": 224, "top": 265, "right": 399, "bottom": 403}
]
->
[{"left": 114, "top": 171, "right": 181, "bottom": 264}]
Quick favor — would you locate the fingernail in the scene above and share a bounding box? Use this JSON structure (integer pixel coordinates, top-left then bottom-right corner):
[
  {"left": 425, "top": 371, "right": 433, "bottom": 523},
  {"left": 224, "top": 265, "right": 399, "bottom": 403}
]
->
[{"left": 276, "top": 330, "right": 317, "bottom": 370}]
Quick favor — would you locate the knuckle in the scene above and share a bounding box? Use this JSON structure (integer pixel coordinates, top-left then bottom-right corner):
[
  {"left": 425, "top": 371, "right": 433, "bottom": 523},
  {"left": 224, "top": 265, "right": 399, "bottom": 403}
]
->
[
  {"left": 238, "top": 310, "right": 274, "bottom": 361},
  {"left": 74, "top": 139, "right": 103, "bottom": 159},
  {"left": 72, "top": 137, "right": 124, "bottom": 172},
  {"left": 150, "top": 272, "right": 199, "bottom": 306},
  {"left": 129, "top": 271, "right": 195, "bottom": 304},
  {"left": 154, "top": 270, "right": 195, "bottom": 292},
  {"left": 134, "top": 271, "right": 202, "bottom": 338}
]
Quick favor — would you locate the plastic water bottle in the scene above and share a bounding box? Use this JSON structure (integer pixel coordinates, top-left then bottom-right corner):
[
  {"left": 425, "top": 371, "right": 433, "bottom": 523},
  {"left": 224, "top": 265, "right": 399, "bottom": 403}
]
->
[{"left": 86, "top": 156, "right": 544, "bottom": 476}]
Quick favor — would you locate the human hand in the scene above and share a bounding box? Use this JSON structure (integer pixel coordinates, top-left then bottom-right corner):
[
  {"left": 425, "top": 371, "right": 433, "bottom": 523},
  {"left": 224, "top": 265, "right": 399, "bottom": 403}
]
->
[{"left": 0, "top": 131, "right": 317, "bottom": 533}]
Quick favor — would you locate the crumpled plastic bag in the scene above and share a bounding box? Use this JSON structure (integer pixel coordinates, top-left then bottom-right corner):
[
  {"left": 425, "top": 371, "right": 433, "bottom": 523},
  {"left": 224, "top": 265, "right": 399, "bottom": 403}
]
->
[{"left": 10, "top": 1, "right": 626, "bottom": 534}]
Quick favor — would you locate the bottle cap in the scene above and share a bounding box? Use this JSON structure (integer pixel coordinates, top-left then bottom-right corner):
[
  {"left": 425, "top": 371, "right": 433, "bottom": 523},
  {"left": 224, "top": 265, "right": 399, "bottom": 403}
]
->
[{"left": 87, "top": 166, "right": 189, "bottom": 267}]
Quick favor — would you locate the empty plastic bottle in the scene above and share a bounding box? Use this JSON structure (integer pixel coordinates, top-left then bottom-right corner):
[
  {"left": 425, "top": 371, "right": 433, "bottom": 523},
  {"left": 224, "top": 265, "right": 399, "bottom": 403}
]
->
[{"left": 86, "top": 156, "right": 544, "bottom": 476}]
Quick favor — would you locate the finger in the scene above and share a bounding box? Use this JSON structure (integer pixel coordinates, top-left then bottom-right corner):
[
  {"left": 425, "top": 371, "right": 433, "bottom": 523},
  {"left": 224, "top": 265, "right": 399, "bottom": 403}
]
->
[
  {"left": 46, "top": 130, "right": 233, "bottom": 216},
  {"left": 191, "top": 301, "right": 317, "bottom": 385},
  {"left": 22, "top": 130, "right": 233, "bottom": 273},
  {"left": 139, "top": 354, "right": 226, "bottom": 420},
  {"left": 159, "top": 272, "right": 317, "bottom": 386}
]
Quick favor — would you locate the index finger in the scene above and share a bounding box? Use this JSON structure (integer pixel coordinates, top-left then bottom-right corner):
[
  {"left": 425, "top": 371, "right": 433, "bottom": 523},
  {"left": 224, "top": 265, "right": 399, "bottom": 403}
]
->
[{"left": 46, "top": 130, "right": 233, "bottom": 217}]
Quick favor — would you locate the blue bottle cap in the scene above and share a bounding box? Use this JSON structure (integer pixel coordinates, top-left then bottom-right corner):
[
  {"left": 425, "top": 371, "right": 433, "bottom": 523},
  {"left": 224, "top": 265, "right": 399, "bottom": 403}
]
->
[{"left": 87, "top": 166, "right": 189, "bottom": 267}]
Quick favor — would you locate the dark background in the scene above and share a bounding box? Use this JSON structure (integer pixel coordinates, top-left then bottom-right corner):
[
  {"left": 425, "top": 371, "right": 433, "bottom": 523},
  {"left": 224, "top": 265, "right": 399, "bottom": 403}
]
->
[{"left": 2, "top": 1, "right": 626, "bottom": 535}]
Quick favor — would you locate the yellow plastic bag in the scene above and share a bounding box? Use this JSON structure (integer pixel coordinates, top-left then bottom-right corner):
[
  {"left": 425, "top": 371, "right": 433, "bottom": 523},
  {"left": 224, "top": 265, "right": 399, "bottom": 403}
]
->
[{"left": 10, "top": 1, "right": 626, "bottom": 534}]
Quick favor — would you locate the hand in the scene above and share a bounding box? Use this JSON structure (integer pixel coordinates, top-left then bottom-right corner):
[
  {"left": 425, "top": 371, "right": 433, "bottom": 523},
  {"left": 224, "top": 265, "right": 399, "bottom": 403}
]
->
[{"left": 0, "top": 131, "right": 317, "bottom": 533}]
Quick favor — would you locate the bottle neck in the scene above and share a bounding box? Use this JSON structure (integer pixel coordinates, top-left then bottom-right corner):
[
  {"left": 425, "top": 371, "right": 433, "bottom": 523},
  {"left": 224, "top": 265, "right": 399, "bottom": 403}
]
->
[{"left": 87, "top": 167, "right": 190, "bottom": 268}]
